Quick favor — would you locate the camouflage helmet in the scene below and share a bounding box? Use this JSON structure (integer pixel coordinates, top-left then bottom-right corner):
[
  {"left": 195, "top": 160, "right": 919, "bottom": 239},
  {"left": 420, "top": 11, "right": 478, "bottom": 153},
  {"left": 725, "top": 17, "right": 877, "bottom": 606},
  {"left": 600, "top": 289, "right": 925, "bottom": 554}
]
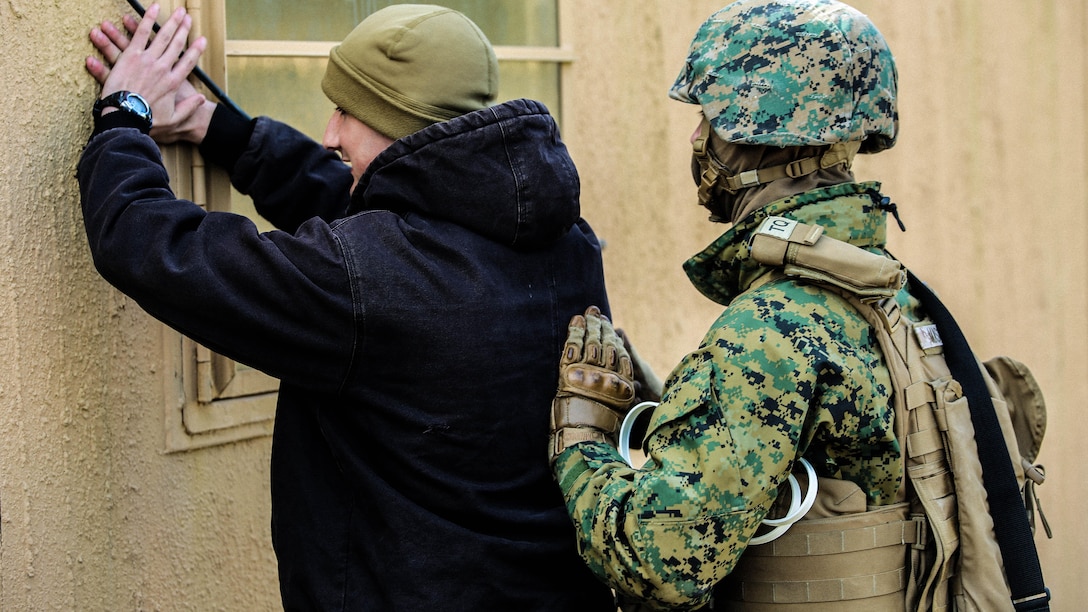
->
[{"left": 670, "top": 0, "right": 897, "bottom": 153}]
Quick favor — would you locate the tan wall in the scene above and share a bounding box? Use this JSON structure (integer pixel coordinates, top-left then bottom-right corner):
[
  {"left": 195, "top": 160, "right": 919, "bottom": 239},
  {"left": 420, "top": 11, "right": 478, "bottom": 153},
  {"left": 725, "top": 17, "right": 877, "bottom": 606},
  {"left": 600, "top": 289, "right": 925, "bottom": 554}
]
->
[
  {"left": 1, "top": 2, "right": 282, "bottom": 609},
  {"left": 1, "top": 0, "right": 1082, "bottom": 609}
]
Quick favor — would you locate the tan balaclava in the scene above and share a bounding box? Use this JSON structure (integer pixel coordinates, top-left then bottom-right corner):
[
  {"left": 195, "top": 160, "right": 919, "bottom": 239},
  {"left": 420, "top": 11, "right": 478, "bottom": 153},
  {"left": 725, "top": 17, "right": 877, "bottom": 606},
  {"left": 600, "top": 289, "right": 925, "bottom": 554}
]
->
[
  {"left": 691, "top": 118, "right": 856, "bottom": 224},
  {"left": 321, "top": 4, "right": 499, "bottom": 140}
]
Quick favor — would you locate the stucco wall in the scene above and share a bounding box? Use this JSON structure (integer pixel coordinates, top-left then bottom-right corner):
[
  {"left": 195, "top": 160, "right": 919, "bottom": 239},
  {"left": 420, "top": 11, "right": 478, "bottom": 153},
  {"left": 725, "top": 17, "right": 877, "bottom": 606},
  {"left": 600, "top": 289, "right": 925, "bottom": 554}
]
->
[
  {"left": 1, "top": 1, "right": 280, "bottom": 610},
  {"left": 1, "top": 0, "right": 1083, "bottom": 609}
]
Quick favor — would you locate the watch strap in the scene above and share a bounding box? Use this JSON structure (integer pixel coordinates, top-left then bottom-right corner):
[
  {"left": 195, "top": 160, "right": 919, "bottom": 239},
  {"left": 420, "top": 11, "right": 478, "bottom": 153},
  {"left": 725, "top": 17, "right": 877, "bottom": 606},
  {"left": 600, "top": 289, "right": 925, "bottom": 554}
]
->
[
  {"left": 91, "top": 109, "right": 152, "bottom": 138},
  {"left": 92, "top": 91, "right": 152, "bottom": 133}
]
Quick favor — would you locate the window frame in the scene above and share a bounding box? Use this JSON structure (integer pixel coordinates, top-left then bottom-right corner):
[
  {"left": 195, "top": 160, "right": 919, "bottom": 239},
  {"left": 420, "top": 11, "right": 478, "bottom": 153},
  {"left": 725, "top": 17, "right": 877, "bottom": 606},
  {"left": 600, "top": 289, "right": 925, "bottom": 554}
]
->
[{"left": 159, "top": 143, "right": 278, "bottom": 452}]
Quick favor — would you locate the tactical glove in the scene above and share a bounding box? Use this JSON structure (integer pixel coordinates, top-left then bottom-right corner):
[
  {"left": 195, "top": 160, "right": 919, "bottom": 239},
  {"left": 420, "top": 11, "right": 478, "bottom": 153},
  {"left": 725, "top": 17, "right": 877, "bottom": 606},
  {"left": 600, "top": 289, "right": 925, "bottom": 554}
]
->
[{"left": 549, "top": 306, "right": 637, "bottom": 463}]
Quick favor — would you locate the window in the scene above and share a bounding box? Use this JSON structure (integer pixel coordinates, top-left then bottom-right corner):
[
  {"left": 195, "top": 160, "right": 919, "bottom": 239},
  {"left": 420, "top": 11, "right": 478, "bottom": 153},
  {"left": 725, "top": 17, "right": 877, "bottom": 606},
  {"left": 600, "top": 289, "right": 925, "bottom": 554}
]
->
[{"left": 163, "top": 0, "right": 570, "bottom": 451}]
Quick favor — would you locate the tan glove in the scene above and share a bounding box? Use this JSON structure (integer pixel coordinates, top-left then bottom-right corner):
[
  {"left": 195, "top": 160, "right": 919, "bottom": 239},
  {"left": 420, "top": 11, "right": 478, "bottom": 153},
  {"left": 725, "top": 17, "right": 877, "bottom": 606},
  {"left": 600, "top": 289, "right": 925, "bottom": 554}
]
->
[{"left": 550, "top": 306, "right": 637, "bottom": 463}]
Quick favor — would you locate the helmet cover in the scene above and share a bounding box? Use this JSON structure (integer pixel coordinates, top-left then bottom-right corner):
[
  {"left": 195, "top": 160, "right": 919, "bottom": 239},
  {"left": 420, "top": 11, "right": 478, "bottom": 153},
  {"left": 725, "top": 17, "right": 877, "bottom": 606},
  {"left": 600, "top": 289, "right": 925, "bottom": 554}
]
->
[{"left": 670, "top": 0, "right": 897, "bottom": 152}]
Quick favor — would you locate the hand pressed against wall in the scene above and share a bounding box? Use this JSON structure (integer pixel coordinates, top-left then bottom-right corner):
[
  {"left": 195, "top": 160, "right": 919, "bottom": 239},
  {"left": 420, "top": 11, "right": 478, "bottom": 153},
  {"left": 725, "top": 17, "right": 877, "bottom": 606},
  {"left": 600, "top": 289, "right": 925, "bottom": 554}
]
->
[{"left": 86, "top": 3, "right": 214, "bottom": 144}]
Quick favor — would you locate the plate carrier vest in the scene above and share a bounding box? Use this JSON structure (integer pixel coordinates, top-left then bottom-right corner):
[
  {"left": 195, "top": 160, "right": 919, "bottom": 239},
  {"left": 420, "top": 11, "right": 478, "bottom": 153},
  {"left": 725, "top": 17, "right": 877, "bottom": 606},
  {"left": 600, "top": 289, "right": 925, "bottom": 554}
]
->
[{"left": 713, "top": 217, "right": 1048, "bottom": 612}]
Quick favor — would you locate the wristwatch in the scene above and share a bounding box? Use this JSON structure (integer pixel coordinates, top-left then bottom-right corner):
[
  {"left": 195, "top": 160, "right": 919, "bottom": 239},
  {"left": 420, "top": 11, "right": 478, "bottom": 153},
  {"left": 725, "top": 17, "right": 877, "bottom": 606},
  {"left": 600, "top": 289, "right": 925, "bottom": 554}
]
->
[{"left": 93, "top": 91, "right": 153, "bottom": 131}]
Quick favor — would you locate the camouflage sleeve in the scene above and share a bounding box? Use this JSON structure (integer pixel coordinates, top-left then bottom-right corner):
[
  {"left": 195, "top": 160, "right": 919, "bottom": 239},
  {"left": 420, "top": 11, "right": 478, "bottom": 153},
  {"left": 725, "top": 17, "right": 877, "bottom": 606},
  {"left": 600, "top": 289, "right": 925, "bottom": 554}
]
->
[{"left": 553, "top": 282, "right": 895, "bottom": 609}]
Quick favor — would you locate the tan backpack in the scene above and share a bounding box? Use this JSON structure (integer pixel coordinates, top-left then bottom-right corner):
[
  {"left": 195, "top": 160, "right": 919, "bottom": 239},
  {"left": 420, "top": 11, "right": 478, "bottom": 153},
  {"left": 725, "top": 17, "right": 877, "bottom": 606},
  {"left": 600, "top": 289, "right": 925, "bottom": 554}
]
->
[{"left": 714, "top": 217, "right": 1050, "bottom": 611}]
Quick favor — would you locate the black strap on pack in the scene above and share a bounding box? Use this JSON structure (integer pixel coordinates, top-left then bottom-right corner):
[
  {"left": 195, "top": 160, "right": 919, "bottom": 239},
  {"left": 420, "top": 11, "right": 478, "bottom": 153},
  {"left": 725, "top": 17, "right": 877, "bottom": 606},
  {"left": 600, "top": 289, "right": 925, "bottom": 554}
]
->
[{"left": 907, "top": 270, "right": 1051, "bottom": 611}]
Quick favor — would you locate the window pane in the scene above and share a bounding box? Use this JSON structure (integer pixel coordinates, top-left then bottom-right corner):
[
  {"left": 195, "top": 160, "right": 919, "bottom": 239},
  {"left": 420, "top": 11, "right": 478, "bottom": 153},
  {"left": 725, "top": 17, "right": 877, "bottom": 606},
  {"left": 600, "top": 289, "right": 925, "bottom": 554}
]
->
[
  {"left": 224, "top": 56, "right": 335, "bottom": 233},
  {"left": 226, "top": 0, "right": 361, "bottom": 40},
  {"left": 226, "top": 56, "right": 334, "bottom": 142},
  {"left": 439, "top": 0, "right": 558, "bottom": 46},
  {"left": 498, "top": 61, "right": 561, "bottom": 124},
  {"left": 225, "top": 0, "right": 558, "bottom": 47}
]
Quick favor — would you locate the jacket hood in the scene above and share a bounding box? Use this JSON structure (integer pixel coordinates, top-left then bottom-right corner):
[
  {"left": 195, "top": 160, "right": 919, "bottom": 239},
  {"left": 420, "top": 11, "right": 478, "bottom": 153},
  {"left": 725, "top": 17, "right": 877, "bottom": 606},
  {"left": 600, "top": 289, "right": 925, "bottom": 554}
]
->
[
  {"left": 349, "top": 99, "right": 580, "bottom": 250},
  {"left": 683, "top": 182, "right": 890, "bottom": 306}
]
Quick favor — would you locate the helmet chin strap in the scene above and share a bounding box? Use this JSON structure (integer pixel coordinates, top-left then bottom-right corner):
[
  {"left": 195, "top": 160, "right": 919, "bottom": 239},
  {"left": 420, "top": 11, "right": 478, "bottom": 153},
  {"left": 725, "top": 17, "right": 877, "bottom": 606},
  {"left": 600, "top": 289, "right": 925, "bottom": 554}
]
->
[{"left": 692, "top": 120, "right": 861, "bottom": 213}]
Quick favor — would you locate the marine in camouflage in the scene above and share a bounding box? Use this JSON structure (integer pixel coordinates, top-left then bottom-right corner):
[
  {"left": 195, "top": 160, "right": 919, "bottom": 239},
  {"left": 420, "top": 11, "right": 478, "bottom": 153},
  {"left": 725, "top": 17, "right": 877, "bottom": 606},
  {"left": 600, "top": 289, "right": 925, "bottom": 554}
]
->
[
  {"left": 669, "top": 0, "right": 897, "bottom": 153},
  {"left": 553, "top": 183, "right": 911, "bottom": 609}
]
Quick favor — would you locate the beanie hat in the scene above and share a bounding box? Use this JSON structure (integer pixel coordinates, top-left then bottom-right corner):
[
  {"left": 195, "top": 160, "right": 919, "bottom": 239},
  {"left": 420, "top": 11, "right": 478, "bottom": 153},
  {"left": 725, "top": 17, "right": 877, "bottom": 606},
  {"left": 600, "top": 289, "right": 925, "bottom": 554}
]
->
[{"left": 322, "top": 4, "right": 499, "bottom": 140}]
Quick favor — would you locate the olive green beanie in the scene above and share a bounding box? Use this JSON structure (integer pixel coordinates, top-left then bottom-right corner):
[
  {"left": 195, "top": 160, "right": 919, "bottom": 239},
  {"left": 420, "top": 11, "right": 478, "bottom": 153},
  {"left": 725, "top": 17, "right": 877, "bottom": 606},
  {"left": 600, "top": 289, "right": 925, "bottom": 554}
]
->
[{"left": 322, "top": 4, "right": 499, "bottom": 140}]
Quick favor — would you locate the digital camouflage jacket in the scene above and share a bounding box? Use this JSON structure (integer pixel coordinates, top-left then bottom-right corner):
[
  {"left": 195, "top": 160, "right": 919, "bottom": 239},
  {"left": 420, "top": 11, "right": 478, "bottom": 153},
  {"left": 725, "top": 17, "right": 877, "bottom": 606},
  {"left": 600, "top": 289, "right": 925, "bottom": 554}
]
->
[{"left": 554, "top": 182, "right": 913, "bottom": 610}]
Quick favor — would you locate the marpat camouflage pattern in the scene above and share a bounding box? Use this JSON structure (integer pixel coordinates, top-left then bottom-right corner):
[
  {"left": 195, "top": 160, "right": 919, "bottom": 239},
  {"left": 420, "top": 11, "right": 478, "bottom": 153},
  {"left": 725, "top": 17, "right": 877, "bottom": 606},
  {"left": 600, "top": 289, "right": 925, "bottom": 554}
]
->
[
  {"left": 554, "top": 183, "right": 910, "bottom": 609},
  {"left": 669, "top": 0, "right": 897, "bottom": 153}
]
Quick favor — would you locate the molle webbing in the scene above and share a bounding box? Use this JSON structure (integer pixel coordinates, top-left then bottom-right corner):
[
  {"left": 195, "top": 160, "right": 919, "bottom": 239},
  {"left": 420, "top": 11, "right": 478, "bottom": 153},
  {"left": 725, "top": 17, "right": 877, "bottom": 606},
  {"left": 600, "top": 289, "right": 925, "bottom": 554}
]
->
[
  {"left": 717, "top": 141, "right": 860, "bottom": 194},
  {"left": 716, "top": 503, "right": 918, "bottom": 611}
]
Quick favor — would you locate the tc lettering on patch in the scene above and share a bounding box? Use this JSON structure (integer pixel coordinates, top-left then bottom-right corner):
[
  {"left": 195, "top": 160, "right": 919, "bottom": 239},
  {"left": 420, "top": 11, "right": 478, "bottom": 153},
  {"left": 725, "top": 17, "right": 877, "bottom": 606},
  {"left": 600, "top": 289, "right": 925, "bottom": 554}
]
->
[{"left": 758, "top": 216, "right": 798, "bottom": 240}]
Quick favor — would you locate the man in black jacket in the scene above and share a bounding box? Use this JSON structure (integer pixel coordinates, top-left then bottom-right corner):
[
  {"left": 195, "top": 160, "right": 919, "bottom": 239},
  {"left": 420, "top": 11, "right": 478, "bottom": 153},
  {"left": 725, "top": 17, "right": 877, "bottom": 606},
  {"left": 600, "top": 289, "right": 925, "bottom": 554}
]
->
[{"left": 80, "top": 4, "right": 615, "bottom": 610}]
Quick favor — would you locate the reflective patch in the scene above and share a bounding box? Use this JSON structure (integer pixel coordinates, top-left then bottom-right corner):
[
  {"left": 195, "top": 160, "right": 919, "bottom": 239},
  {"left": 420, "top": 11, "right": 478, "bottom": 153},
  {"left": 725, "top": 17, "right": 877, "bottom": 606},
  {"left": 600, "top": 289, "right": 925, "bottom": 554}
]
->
[{"left": 915, "top": 324, "right": 943, "bottom": 350}]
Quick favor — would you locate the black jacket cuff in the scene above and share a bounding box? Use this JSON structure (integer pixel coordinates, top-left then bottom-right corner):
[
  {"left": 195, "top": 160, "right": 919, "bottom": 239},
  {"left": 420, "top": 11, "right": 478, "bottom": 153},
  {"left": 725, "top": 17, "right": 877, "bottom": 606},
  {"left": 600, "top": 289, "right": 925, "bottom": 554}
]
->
[{"left": 198, "top": 103, "right": 257, "bottom": 175}]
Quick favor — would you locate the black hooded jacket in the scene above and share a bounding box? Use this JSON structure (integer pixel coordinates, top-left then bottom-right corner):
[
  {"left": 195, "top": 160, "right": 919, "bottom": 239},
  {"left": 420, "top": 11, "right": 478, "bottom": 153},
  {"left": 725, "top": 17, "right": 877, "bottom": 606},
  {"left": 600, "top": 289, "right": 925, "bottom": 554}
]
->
[{"left": 78, "top": 99, "right": 615, "bottom": 611}]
